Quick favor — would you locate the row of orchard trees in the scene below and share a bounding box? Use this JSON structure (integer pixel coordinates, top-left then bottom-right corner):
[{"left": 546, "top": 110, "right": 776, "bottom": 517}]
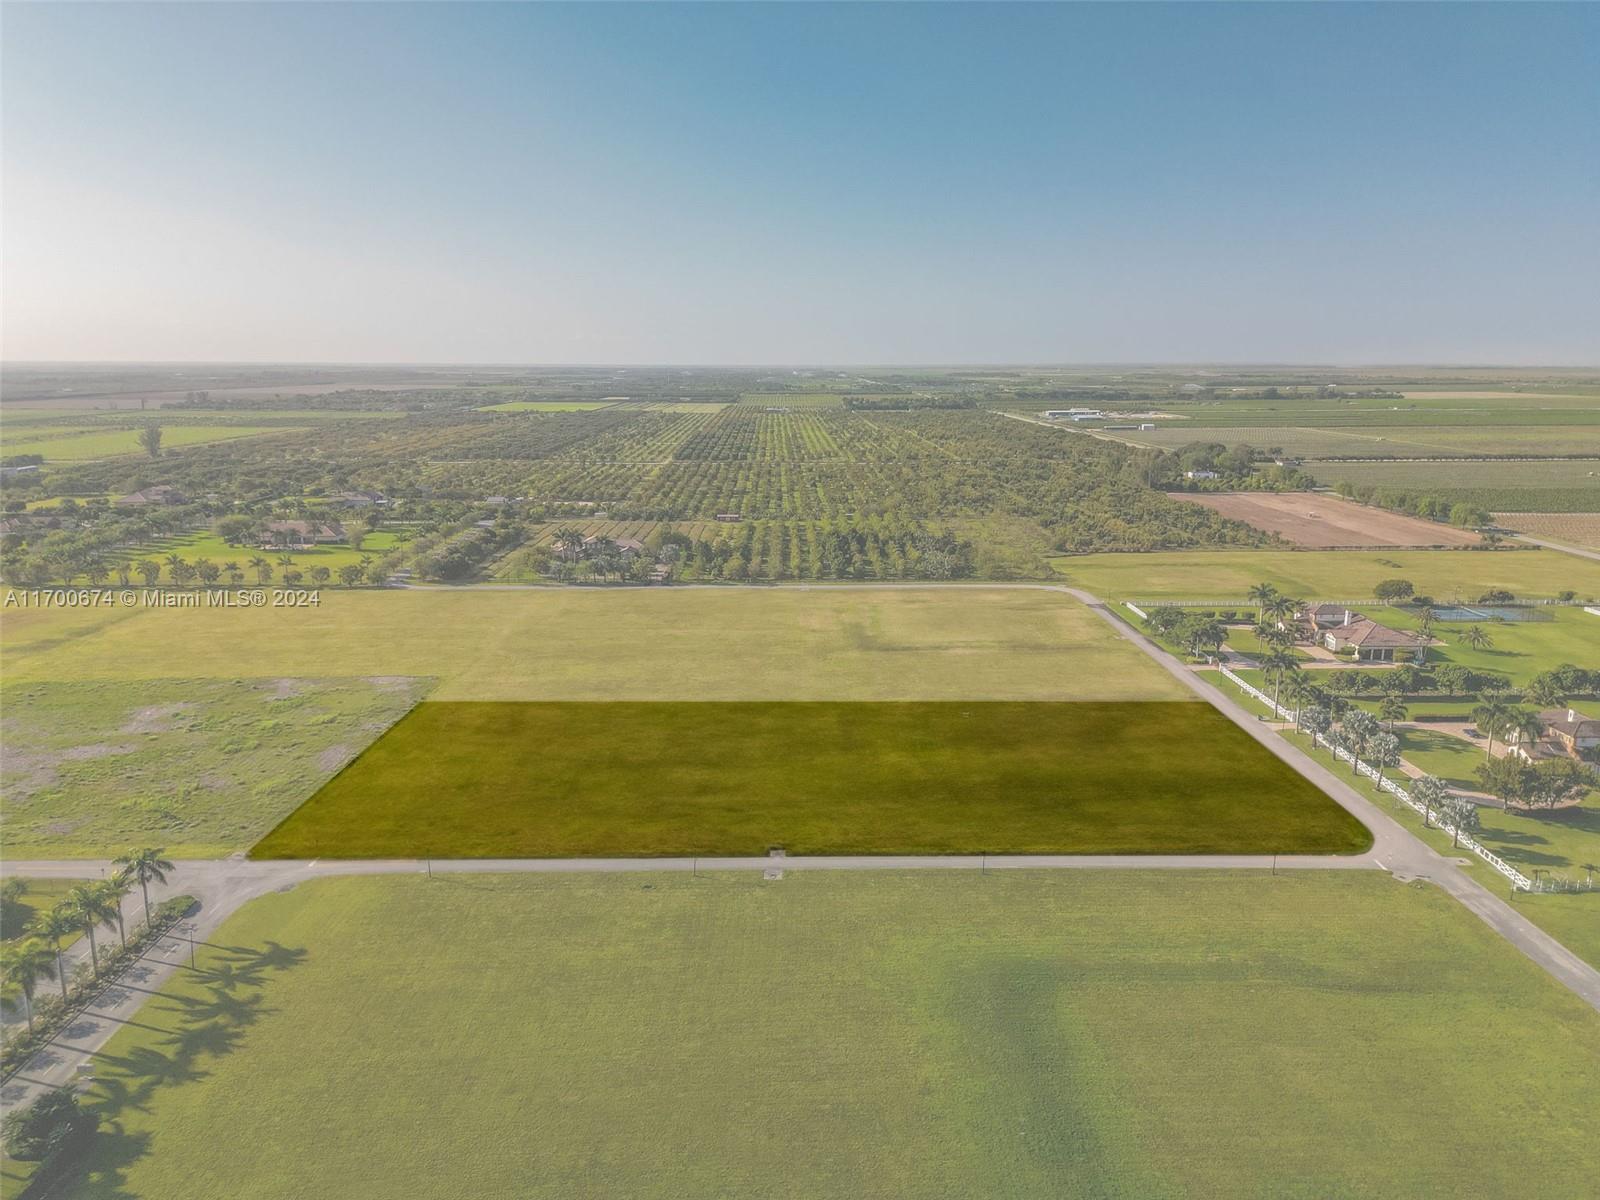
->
[{"left": 0, "top": 849, "right": 175, "bottom": 1036}]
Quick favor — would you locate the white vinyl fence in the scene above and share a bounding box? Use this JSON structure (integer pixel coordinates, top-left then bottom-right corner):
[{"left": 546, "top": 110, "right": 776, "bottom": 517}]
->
[{"left": 1215, "top": 664, "right": 1533, "bottom": 891}]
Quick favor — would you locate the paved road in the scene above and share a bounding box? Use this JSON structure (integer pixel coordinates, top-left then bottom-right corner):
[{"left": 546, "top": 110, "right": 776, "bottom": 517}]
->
[
  {"left": 1059, "top": 585, "right": 1600, "bottom": 1014},
  {"left": 5, "top": 581, "right": 1597, "bottom": 1111}
]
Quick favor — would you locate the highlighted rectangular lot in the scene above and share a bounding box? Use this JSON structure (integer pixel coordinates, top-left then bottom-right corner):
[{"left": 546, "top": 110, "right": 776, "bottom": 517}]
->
[{"left": 250, "top": 701, "right": 1370, "bottom": 858}]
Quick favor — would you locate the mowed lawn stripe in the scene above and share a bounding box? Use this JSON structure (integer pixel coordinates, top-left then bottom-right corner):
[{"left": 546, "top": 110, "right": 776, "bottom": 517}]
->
[{"left": 249, "top": 701, "right": 1370, "bottom": 858}]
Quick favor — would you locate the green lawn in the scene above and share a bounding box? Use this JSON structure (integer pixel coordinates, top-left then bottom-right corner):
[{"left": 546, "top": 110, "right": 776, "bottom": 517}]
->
[
  {"left": 29, "top": 871, "right": 1600, "bottom": 1199},
  {"left": 1373, "top": 604, "right": 1600, "bottom": 688},
  {"left": 1051, "top": 549, "right": 1600, "bottom": 603},
  {"left": 0, "top": 424, "right": 303, "bottom": 462},
  {"left": 113, "top": 529, "right": 405, "bottom": 576},
  {"left": 250, "top": 701, "right": 1368, "bottom": 858},
  {"left": 0, "top": 878, "right": 84, "bottom": 948},
  {"left": 0, "top": 678, "right": 427, "bottom": 859},
  {"left": 0, "top": 588, "right": 1193, "bottom": 702}
]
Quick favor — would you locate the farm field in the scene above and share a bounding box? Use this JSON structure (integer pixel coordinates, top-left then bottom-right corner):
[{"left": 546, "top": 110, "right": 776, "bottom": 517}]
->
[
  {"left": 251, "top": 701, "right": 1367, "bottom": 858},
  {"left": 0, "top": 678, "right": 426, "bottom": 859},
  {"left": 1306, "top": 459, "right": 1600, "bottom": 513},
  {"left": 1166, "top": 491, "right": 1479, "bottom": 548},
  {"left": 1496, "top": 512, "right": 1600, "bottom": 550},
  {"left": 0, "top": 423, "right": 304, "bottom": 462},
  {"left": 1115, "top": 423, "right": 1600, "bottom": 458},
  {"left": 737, "top": 392, "right": 844, "bottom": 406},
  {"left": 0, "top": 588, "right": 1193, "bottom": 702},
  {"left": 32, "top": 871, "right": 1600, "bottom": 1200},
  {"left": 476, "top": 401, "right": 611, "bottom": 412},
  {"left": 1051, "top": 549, "right": 1600, "bottom": 603}
]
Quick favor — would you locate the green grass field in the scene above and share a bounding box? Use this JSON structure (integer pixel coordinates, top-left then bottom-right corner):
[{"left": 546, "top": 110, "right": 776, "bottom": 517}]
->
[
  {"left": 109, "top": 529, "right": 405, "bottom": 576},
  {"left": 1115, "top": 423, "right": 1600, "bottom": 457},
  {"left": 1051, "top": 549, "right": 1600, "bottom": 603},
  {"left": 0, "top": 424, "right": 303, "bottom": 462},
  {"left": 250, "top": 701, "right": 1368, "bottom": 858},
  {"left": 0, "top": 588, "right": 1192, "bottom": 702},
  {"left": 28, "top": 871, "right": 1600, "bottom": 1199},
  {"left": 0, "top": 878, "right": 84, "bottom": 948},
  {"left": 1, "top": 678, "right": 426, "bottom": 858},
  {"left": 476, "top": 400, "right": 612, "bottom": 412}
]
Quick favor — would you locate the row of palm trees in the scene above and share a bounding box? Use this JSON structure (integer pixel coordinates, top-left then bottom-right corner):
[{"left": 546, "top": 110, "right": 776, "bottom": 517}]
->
[{"left": 0, "top": 849, "right": 174, "bottom": 1036}]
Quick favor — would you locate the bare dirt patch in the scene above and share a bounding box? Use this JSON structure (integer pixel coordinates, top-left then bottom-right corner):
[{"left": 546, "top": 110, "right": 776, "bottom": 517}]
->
[
  {"left": 318, "top": 744, "right": 352, "bottom": 773},
  {"left": 121, "top": 702, "right": 193, "bottom": 734},
  {"left": 1168, "top": 492, "right": 1481, "bottom": 548}
]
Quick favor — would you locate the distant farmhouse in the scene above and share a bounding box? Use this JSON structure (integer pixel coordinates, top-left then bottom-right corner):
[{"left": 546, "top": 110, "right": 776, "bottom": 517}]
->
[
  {"left": 261, "top": 519, "right": 346, "bottom": 550},
  {"left": 115, "top": 485, "right": 188, "bottom": 507},
  {"left": 329, "top": 489, "right": 387, "bottom": 508}
]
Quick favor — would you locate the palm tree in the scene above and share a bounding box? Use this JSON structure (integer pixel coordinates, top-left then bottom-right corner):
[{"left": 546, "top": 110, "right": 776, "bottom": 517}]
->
[
  {"left": 248, "top": 555, "right": 273, "bottom": 585},
  {"left": 1443, "top": 796, "right": 1481, "bottom": 849},
  {"left": 1500, "top": 708, "right": 1543, "bottom": 757},
  {"left": 1284, "top": 675, "right": 1318, "bottom": 730},
  {"left": 0, "top": 940, "right": 57, "bottom": 1034},
  {"left": 1246, "top": 582, "right": 1279, "bottom": 609},
  {"left": 1411, "top": 775, "right": 1449, "bottom": 828},
  {"left": 1369, "top": 732, "right": 1401, "bottom": 788},
  {"left": 1262, "top": 649, "right": 1299, "bottom": 715},
  {"left": 64, "top": 883, "right": 121, "bottom": 977},
  {"left": 223, "top": 560, "right": 243, "bottom": 585},
  {"left": 1378, "top": 694, "right": 1409, "bottom": 731},
  {"left": 31, "top": 906, "right": 78, "bottom": 1000},
  {"left": 1525, "top": 675, "right": 1564, "bottom": 709},
  {"left": 1459, "top": 624, "right": 1494, "bottom": 651},
  {"left": 1301, "top": 705, "right": 1331, "bottom": 749},
  {"left": 1341, "top": 710, "right": 1379, "bottom": 774},
  {"left": 114, "top": 847, "right": 174, "bottom": 928},
  {"left": 1470, "top": 697, "right": 1512, "bottom": 759}
]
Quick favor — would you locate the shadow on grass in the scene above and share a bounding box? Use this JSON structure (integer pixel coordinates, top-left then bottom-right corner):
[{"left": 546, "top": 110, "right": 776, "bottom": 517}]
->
[{"left": 19, "top": 940, "right": 306, "bottom": 1199}]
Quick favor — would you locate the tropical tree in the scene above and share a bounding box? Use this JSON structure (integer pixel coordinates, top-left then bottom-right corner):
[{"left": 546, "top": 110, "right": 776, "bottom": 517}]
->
[
  {"left": 1442, "top": 795, "right": 1481, "bottom": 848},
  {"left": 310, "top": 566, "right": 331, "bottom": 586},
  {"left": 1459, "top": 625, "right": 1494, "bottom": 651},
  {"left": 1285, "top": 675, "right": 1319, "bottom": 730},
  {"left": 63, "top": 883, "right": 121, "bottom": 977},
  {"left": 1300, "top": 705, "right": 1331, "bottom": 749},
  {"left": 223, "top": 561, "right": 244, "bottom": 585},
  {"left": 0, "top": 940, "right": 57, "bottom": 1034},
  {"left": 1525, "top": 674, "right": 1565, "bottom": 709},
  {"left": 194, "top": 558, "right": 221, "bottom": 585},
  {"left": 30, "top": 906, "right": 78, "bottom": 1000},
  {"left": 337, "top": 563, "right": 365, "bottom": 586},
  {"left": 85, "top": 561, "right": 110, "bottom": 586},
  {"left": 1470, "top": 697, "right": 1513, "bottom": 758},
  {"left": 115, "top": 561, "right": 133, "bottom": 586},
  {"left": 113, "top": 847, "right": 174, "bottom": 928},
  {"left": 169, "top": 560, "right": 197, "bottom": 587},
  {"left": 1368, "top": 732, "right": 1401, "bottom": 788},
  {"left": 1262, "top": 649, "right": 1299, "bottom": 715},
  {"left": 1378, "top": 694, "right": 1409, "bottom": 731},
  {"left": 1410, "top": 775, "right": 1449, "bottom": 828},
  {"left": 1499, "top": 708, "right": 1543, "bottom": 757},
  {"left": 138, "top": 423, "right": 163, "bottom": 458},
  {"left": 1341, "top": 709, "right": 1379, "bottom": 774},
  {"left": 135, "top": 559, "right": 160, "bottom": 586},
  {"left": 552, "top": 526, "right": 587, "bottom": 561},
  {"left": 1181, "top": 617, "right": 1226, "bottom": 660},
  {"left": 248, "top": 556, "right": 273, "bottom": 585},
  {"left": 275, "top": 552, "right": 296, "bottom": 570},
  {"left": 1246, "top": 582, "right": 1279, "bottom": 609}
]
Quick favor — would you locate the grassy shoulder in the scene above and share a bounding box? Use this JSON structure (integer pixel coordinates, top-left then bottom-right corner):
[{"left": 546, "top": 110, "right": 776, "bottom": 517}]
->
[
  {"left": 250, "top": 701, "right": 1370, "bottom": 858},
  {"left": 1, "top": 678, "right": 427, "bottom": 859},
  {"left": 0, "top": 588, "right": 1191, "bottom": 702},
  {"left": 1051, "top": 548, "right": 1600, "bottom": 602},
  {"left": 37, "top": 871, "right": 1600, "bottom": 1200},
  {"left": 0, "top": 879, "right": 84, "bottom": 948}
]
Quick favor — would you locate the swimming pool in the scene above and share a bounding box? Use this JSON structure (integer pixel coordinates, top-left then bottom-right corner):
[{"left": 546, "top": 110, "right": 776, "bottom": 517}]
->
[{"left": 1431, "top": 605, "right": 1552, "bottom": 623}]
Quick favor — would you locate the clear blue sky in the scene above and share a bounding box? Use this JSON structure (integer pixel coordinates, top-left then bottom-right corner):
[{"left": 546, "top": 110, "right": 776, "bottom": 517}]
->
[{"left": 4, "top": 2, "right": 1596, "bottom": 364}]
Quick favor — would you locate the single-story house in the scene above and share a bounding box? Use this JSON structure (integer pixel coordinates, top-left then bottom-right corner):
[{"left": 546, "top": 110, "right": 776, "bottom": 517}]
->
[
  {"left": 1293, "top": 603, "right": 1365, "bottom": 636},
  {"left": 330, "top": 490, "right": 387, "bottom": 508},
  {"left": 260, "top": 519, "right": 347, "bottom": 549},
  {"left": 1184, "top": 469, "right": 1220, "bottom": 481},
  {"left": 114, "top": 485, "right": 188, "bottom": 507},
  {"left": 1322, "top": 618, "right": 1426, "bottom": 662}
]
